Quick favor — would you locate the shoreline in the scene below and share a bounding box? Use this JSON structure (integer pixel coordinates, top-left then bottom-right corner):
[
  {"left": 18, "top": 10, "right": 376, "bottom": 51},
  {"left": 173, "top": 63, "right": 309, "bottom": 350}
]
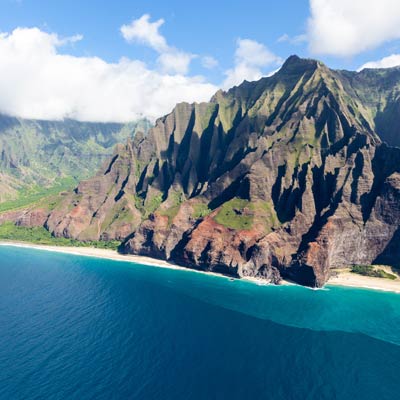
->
[
  {"left": 0, "top": 240, "right": 274, "bottom": 287},
  {"left": 327, "top": 271, "right": 400, "bottom": 294},
  {"left": 1, "top": 240, "right": 400, "bottom": 294}
]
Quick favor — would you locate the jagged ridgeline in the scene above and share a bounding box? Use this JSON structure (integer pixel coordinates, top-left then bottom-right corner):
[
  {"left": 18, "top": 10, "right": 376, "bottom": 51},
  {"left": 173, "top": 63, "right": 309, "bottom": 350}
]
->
[
  {"left": 6, "top": 55, "right": 400, "bottom": 287},
  {"left": 0, "top": 116, "right": 151, "bottom": 204}
]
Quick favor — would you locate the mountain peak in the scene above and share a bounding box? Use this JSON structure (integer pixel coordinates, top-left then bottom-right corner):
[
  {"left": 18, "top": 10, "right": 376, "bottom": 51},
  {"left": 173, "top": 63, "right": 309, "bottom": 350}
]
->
[{"left": 279, "top": 55, "right": 324, "bottom": 74}]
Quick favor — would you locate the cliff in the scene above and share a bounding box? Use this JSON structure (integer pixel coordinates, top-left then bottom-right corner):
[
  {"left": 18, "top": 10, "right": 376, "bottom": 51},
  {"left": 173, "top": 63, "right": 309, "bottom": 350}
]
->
[{"left": 7, "top": 56, "right": 400, "bottom": 287}]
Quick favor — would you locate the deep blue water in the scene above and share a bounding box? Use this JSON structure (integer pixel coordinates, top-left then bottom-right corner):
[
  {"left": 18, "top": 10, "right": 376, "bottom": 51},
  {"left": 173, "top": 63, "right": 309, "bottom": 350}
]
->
[{"left": 1, "top": 246, "right": 400, "bottom": 399}]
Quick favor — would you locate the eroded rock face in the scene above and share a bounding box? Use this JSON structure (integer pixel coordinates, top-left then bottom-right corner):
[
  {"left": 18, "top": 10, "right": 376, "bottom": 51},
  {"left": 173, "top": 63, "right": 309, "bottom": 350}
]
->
[
  {"left": 0, "top": 209, "right": 48, "bottom": 227},
  {"left": 7, "top": 56, "right": 400, "bottom": 287}
]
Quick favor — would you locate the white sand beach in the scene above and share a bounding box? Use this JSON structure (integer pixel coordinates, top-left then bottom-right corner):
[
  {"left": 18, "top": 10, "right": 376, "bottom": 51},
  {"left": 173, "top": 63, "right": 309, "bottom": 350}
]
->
[
  {"left": 328, "top": 270, "right": 400, "bottom": 293},
  {"left": 1, "top": 241, "right": 400, "bottom": 293}
]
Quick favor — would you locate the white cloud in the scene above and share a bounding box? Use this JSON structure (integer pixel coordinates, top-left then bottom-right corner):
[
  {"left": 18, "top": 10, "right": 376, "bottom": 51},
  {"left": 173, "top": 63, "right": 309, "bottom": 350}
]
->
[
  {"left": 277, "top": 34, "right": 290, "bottom": 43},
  {"left": 277, "top": 33, "right": 307, "bottom": 45},
  {"left": 235, "top": 39, "right": 277, "bottom": 66},
  {"left": 120, "top": 14, "right": 168, "bottom": 52},
  {"left": 223, "top": 39, "right": 282, "bottom": 88},
  {"left": 202, "top": 55, "right": 218, "bottom": 69},
  {"left": 359, "top": 54, "right": 400, "bottom": 70},
  {"left": 308, "top": 0, "right": 400, "bottom": 57},
  {"left": 58, "top": 34, "right": 83, "bottom": 45},
  {"left": 0, "top": 24, "right": 284, "bottom": 123},
  {"left": 0, "top": 27, "right": 217, "bottom": 122},
  {"left": 157, "top": 50, "right": 195, "bottom": 75},
  {"left": 120, "top": 14, "right": 195, "bottom": 75}
]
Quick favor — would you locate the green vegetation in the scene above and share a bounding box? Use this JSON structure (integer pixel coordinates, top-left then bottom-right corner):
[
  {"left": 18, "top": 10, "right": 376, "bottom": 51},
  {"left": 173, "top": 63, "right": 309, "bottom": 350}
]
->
[
  {"left": 0, "top": 115, "right": 150, "bottom": 211},
  {"left": 0, "top": 222, "right": 120, "bottom": 250},
  {"left": 351, "top": 265, "right": 397, "bottom": 280},
  {"left": 100, "top": 200, "right": 136, "bottom": 232},
  {"left": 0, "top": 177, "right": 77, "bottom": 213},
  {"left": 134, "top": 159, "right": 145, "bottom": 180},
  {"left": 144, "top": 193, "right": 163, "bottom": 216},
  {"left": 157, "top": 190, "right": 185, "bottom": 225},
  {"left": 192, "top": 202, "right": 212, "bottom": 219},
  {"left": 133, "top": 192, "right": 163, "bottom": 219},
  {"left": 254, "top": 201, "right": 279, "bottom": 230},
  {"left": 194, "top": 103, "right": 217, "bottom": 133},
  {"left": 158, "top": 204, "right": 181, "bottom": 224},
  {"left": 217, "top": 97, "right": 240, "bottom": 132},
  {"left": 214, "top": 198, "right": 254, "bottom": 230}
]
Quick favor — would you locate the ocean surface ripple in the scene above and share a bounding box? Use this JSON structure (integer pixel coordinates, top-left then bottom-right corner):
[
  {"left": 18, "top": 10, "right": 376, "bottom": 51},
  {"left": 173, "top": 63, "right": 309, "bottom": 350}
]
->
[{"left": 1, "top": 246, "right": 400, "bottom": 400}]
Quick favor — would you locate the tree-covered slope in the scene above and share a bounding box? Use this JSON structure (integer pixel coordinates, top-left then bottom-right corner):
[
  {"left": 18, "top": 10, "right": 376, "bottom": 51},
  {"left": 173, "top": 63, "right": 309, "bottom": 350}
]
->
[{"left": 0, "top": 115, "right": 150, "bottom": 204}]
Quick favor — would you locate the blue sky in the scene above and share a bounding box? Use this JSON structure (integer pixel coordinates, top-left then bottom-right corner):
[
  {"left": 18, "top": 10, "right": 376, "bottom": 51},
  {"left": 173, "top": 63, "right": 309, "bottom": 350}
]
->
[
  {"left": 1, "top": 0, "right": 400, "bottom": 121},
  {"left": 1, "top": 0, "right": 311, "bottom": 80}
]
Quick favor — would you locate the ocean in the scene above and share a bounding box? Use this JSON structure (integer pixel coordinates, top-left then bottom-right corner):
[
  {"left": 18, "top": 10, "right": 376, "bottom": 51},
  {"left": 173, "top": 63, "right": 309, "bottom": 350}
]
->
[{"left": 0, "top": 245, "right": 400, "bottom": 400}]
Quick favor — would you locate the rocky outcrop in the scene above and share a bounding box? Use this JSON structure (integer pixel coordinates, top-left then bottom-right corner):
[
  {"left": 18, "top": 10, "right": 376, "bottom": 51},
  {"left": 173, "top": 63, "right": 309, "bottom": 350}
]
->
[
  {"left": 0, "top": 208, "right": 48, "bottom": 227},
  {"left": 6, "top": 56, "right": 400, "bottom": 287}
]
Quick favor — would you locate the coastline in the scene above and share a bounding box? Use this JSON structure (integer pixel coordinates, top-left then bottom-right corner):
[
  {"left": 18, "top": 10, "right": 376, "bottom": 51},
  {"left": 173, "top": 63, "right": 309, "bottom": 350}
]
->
[
  {"left": 1, "top": 240, "right": 400, "bottom": 293},
  {"left": 0, "top": 240, "right": 273, "bottom": 286},
  {"left": 327, "top": 271, "right": 400, "bottom": 294}
]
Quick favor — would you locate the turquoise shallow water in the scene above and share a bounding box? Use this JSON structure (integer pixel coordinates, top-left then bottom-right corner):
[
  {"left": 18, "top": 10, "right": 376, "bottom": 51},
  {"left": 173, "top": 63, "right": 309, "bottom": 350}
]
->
[{"left": 0, "top": 245, "right": 400, "bottom": 399}]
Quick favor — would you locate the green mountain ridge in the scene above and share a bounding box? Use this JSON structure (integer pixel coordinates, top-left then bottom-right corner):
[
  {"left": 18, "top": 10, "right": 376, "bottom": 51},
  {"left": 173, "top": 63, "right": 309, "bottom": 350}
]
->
[
  {"left": 0, "top": 114, "right": 151, "bottom": 205},
  {"left": 3, "top": 55, "right": 400, "bottom": 287}
]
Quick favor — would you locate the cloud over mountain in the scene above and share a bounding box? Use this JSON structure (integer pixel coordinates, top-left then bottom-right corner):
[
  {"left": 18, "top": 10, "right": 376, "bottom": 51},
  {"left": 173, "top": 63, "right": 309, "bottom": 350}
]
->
[
  {"left": 359, "top": 54, "right": 400, "bottom": 70},
  {"left": 0, "top": 15, "right": 284, "bottom": 122},
  {"left": 308, "top": 0, "right": 400, "bottom": 56},
  {"left": 223, "top": 39, "right": 282, "bottom": 88},
  {"left": 0, "top": 27, "right": 217, "bottom": 122}
]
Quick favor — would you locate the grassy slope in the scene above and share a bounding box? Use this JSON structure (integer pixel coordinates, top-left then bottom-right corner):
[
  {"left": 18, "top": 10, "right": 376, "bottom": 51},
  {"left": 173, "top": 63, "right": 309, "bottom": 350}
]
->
[
  {"left": 0, "top": 177, "right": 78, "bottom": 213},
  {"left": 214, "top": 198, "right": 254, "bottom": 230},
  {"left": 0, "top": 115, "right": 150, "bottom": 204},
  {"left": 351, "top": 265, "right": 398, "bottom": 280},
  {"left": 0, "top": 222, "right": 120, "bottom": 250}
]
